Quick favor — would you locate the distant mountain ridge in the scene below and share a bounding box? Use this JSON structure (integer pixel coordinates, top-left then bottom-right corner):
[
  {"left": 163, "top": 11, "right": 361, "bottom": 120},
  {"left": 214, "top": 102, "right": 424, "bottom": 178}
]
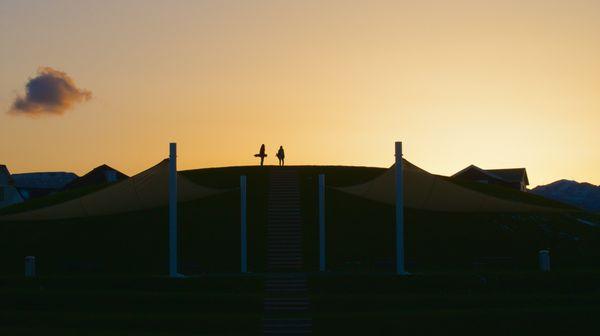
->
[
  {"left": 12, "top": 172, "right": 78, "bottom": 189},
  {"left": 531, "top": 180, "right": 600, "bottom": 212},
  {"left": 12, "top": 172, "right": 79, "bottom": 200}
]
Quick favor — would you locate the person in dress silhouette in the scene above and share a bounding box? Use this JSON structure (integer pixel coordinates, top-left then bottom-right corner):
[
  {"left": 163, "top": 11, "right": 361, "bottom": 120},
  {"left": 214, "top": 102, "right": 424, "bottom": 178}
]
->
[
  {"left": 254, "top": 144, "right": 267, "bottom": 166},
  {"left": 276, "top": 146, "right": 285, "bottom": 166}
]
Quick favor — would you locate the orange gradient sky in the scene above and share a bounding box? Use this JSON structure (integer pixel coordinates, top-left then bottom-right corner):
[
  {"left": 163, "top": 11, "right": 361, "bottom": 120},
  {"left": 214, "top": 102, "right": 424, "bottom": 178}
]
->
[{"left": 1, "top": 0, "right": 599, "bottom": 187}]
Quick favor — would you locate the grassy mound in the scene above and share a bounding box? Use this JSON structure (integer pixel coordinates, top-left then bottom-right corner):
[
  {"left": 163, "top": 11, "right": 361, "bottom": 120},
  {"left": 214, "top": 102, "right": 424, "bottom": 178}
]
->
[{"left": 0, "top": 165, "right": 598, "bottom": 276}]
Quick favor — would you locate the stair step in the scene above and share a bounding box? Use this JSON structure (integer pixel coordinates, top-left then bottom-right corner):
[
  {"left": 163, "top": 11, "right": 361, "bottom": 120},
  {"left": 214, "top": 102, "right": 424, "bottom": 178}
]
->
[
  {"left": 266, "top": 279, "right": 307, "bottom": 283},
  {"left": 267, "top": 230, "right": 301, "bottom": 234},
  {"left": 267, "top": 210, "right": 301, "bottom": 213},
  {"left": 264, "top": 299, "right": 309, "bottom": 304},
  {"left": 267, "top": 232, "right": 302, "bottom": 236},
  {"left": 263, "top": 318, "right": 312, "bottom": 325},
  {"left": 265, "top": 285, "right": 307, "bottom": 290},
  {"left": 267, "top": 251, "right": 302, "bottom": 254},
  {"left": 267, "top": 231, "right": 301, "bottom": 234},
  {"left": 265, "top": 286, "right": 307, "bottom": 290},
  {"left": 265, "top": 289, "right": 307, "bottom": 294},
  {"left": 267, "top": 227, "right": 302, "bottom": 231},
  {"left": 267, "top": 247, "right": 302, "bottom": 251},
  {"left": 267, "top": 245, "right": 302, "bottom": 250},
  {"left": 268, "top": 262, "right": 303, "bottom": 266},
  {"left": 267, "top": 254, "right": 302, "bottom": 258},
  {"left": 265, "top": 284, "right": 308, "bottom": 288},
  {"left": 266, "top": 234, "right": 302, "bottom": 238},
  {"left": 264, "top": 172, "right": 311, "bottom": 332},
  {"left": 267, "top": 257, "right": 303, "bottom": 261},
  {"left": 267, "top": 224, "right": 302, "bottom": 227},
  {"left": 268, "top": 219, "right": 302, "bottom": 222}
]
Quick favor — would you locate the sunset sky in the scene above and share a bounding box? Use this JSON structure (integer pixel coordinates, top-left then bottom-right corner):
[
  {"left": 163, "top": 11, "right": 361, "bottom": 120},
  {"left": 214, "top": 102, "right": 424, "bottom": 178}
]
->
[{"left": 1, "top": 0, "right": 599, "bottom": 187}]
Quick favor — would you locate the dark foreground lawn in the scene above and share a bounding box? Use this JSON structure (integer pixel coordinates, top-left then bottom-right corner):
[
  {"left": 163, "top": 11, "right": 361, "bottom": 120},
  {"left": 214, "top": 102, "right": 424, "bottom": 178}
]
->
[
  {"left": 310, "top": 270, "right": 600, "bottom": 335},
  {"left": 1, "top": 166, "right": 599, "bottom": 334},
  {"left": 0, "top": 276, "right": 263, "bottom": 335},
  {"left": 1, "top": 271, "right": 599, "bottom": 335}
]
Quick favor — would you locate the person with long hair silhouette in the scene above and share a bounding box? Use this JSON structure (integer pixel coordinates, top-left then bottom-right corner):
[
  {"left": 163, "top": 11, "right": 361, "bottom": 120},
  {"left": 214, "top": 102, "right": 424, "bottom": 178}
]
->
[
  {"left": 276, "top": 146, "right": 285, "bottom": 166},
  {"left": 254, "top": 144, "right": 267, "bottom": 166}
]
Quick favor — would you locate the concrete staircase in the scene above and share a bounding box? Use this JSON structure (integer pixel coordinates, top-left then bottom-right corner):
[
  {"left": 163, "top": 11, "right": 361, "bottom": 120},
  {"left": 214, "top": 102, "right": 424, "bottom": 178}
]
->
[{"left": 263, "top": 169, "right": 312, "bottom": 335}]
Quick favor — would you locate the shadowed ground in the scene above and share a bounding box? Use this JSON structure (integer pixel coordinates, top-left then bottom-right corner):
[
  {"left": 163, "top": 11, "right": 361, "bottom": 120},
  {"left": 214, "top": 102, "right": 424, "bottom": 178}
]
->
[
  {"left": 1, "top": 272, "right": 599, "bottom": 335},
  {"left": 0, "top": 166, "right": 599, "bottom": 334}
]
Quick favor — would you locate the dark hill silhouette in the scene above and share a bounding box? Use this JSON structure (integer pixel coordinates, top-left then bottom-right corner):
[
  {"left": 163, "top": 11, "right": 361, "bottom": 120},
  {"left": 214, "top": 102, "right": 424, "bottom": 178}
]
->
[{"left": 531, "top": 179, "right": 600, "bottom": 212}]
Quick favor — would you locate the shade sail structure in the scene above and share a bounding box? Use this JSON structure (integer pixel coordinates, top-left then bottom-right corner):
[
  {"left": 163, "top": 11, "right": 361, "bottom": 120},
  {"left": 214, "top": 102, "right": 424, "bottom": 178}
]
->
[
  {"left": 0, "top": 160, "right": 225, "bottom": 221},
  {"left": 338, "top": 160, "right": 564, "bottom": 212}
]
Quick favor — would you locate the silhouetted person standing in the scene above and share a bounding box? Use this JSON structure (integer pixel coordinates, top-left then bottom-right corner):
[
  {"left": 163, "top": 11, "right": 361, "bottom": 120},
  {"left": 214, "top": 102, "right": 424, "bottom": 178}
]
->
[
  {"left": 276, "top": 146, "right": 285, "bottom": 166},
  {"left": 254, "top": 144, "right": 267, "bottom": 166}
]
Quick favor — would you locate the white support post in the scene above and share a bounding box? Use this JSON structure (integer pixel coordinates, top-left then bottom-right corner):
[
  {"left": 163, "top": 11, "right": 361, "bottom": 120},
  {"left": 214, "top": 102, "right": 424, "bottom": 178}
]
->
[
  {"left": 240, "top": 175, "right": 248, "bottom": 273},
  {"left": 319, "top": 174, "right": 326, "bottom": 272},
  {"left": 395, "top": 142, "right": 407, "bottom": 275},
  {"left": 539, "top": 250, "right": 550, "bottom": 272},
  {"left": 25, "top": 256, "right": 36, "bottom": 277},
  {"left": 169, "top": 143, "right": 178, "bottom": 277}
]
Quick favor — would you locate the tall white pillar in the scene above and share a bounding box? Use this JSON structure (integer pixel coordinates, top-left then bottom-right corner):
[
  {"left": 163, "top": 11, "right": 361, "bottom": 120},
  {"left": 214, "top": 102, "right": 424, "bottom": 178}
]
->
[
  {"left": 319, "top": 174, "right": 326, "bottom": 272},
  {"left": 539, "top": 250, "right": 550, "bottom": 272},
  {"left": 169, "top": 143, "right": 178, "bottom": 277},
  {"left": 240, "top": 175, "right": 248, "bottom": 273},
  {"left": 25, "top": 256, "right": 36, "bottom": 277},
  {"left": 395, "top": 142, "right": 407, "bottom": 275}
]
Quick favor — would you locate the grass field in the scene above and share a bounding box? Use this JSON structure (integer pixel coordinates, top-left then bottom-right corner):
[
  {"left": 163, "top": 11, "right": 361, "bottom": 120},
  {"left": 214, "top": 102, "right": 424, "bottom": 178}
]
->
[
  {"left": 1, "top": 271, "right": 599, "bottom": 335},
  {"left": 0, "top": 165, "right": 599, "bottom": 334},
  {"left": 0, "top": 276, "right": 263, "bottom": 335},
  {"left": 310, "top": 270, "right": 600, "bottom": 334}
]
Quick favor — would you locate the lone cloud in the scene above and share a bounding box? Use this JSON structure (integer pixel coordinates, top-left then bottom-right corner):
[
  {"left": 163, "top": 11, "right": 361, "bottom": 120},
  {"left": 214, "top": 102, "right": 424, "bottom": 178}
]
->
[{"left": 9, "top": 67, "right": 92, "bottom": 116}]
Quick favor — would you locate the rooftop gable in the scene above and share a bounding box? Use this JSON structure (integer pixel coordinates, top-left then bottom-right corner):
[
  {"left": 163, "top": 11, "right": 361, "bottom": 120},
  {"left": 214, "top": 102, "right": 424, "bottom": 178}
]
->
[
  {"left": 485, "top": 168, "right": 529, "bottom": 185},
  {"left": 453, "top": 165, "right": 529, "bottom": 185},
  {"left": 0, "top": 165, "right": 14, "bottom": 185},
  {"left": 64, "top": 164, "right": 128, "bottom": 190}
]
